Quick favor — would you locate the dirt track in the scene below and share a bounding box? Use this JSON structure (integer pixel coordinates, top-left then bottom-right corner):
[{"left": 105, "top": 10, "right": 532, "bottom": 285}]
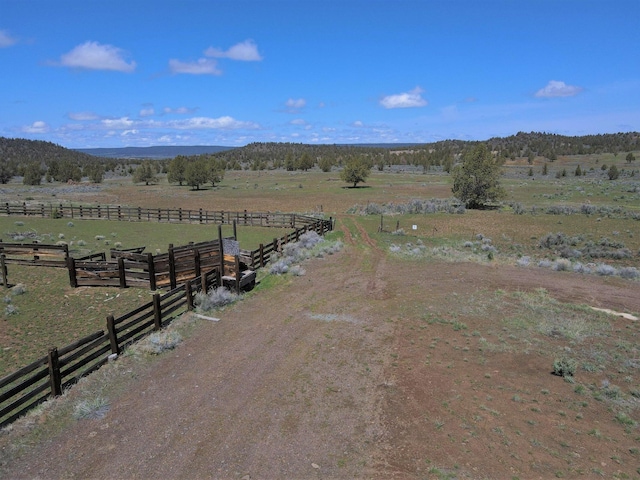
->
[{"left": 2, "top": 227, "right": 640, "bottom": 479}]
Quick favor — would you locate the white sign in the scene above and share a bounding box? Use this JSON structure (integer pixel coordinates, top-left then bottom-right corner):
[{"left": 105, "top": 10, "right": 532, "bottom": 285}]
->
[{"left": 412, "top": 225, "right": 417, "bottom": 230}]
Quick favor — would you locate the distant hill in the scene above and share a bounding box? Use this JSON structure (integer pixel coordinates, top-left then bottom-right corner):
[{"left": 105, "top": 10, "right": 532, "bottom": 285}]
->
[
  {"left": 76, "top": 145, "right": 235, "bottom": 159},
  {"left": 1, "top": 137, "right": 99, "bottom": 164}
]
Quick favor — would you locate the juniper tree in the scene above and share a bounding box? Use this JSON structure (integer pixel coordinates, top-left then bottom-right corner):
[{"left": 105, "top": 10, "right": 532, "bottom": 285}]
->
[{"left": 451, "top": 144, "right": 506, "bottom": 209}]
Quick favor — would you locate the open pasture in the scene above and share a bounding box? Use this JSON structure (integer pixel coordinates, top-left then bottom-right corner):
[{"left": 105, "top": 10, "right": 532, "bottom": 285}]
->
[{"left": 1, "top": 154, "right": 640, "bottom": 479}]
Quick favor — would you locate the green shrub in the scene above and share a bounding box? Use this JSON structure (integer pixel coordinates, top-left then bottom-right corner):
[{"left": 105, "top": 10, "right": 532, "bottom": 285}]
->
[{"left": 553, "top": 357, "right": 577, "bottom": 378}]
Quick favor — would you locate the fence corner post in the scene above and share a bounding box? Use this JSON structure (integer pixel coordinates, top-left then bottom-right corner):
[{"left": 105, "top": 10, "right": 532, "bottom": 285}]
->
[
  {"left": 147, "top": 253, "right": 156, "bottom": 291},
  {"left": 185, "top": 280, "right": 194, "bottom": 311},
  {"left": 67, "top": 257, "right": 78, "bottom": 288},
  {"left": 47, "top": 347, "right": 62, "bottom": 397},
  {"left": 118, "top": 257, "right": 127, "bottom": 289},
  {"left": 0, "top": 254, "right": 7, "bottom": 288},
  {"left": 107, "top": 314, "right": 120, "bottom": 355},
  {"left": 152, "top": 293, "right": 162, "bottom": 330}
]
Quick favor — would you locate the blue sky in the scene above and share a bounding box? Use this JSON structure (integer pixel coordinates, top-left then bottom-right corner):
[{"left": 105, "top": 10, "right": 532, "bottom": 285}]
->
[{"left": 1, "top": 0, "right": 639, "bottom": 148}]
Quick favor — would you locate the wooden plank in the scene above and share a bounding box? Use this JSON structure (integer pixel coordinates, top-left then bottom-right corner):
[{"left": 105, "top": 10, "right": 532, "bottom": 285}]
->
[
  {"left": 57, "top": 330, "right": 105, "bottom": 357},
  {"left": 0, "top": 366, "right": 49, "bottom": 405},
  {"left": 0, "top": 356, "right": 48, "bottom": 390},
  {"left": 59, "top": 343, "right": 111, "bottom": 380},
  {"left": 0, "top": 382, "right": 50, "bottom": 424},
  {"left": 58, "top": 334, "right": 109, "bottom": 368},
  {"left": 116, "top": 310, "right": 155, "bottom": 335}
]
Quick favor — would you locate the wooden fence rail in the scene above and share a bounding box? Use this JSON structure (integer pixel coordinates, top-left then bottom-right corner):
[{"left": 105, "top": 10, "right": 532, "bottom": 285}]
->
[
  {"left": 0, "top": 267, "right": 219, "bottom": 428},
  {"left": 1, "top": 202, "right": 323, "bottom": 229}
]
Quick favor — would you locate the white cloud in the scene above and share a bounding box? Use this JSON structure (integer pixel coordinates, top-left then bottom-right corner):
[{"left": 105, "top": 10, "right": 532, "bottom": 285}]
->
[
  {"left": 286, "top": 98, "right": 306, "bottom": 109},
  {"left": 290, "top": 118, "right": 307, "bottom": 126},
  {"left": 352, "top": 120, "right": 364, "bottom": 127},
  {"left": 0, "top": 30, "right": 17, "bottom": 47},
  {"left": 139, "top": 107, "right": 155, "bottom": 117},
  {"left": 535, "top": 80, "right": 583, "bottom": 98},
  {"left": 169, "top": 58, "right": 221, "bottom": 75},
  {"left": 101, "top": 117, "right": 135, "bottom": 129},
  {"left": 167, "top": 116, "right": 259, "bottom": 130},
  {"left": 58, "top": 41, "right": 136, "bottom": 72},
  {"left": 380, "top": 86, "right": 428, "bottom": 109},
  {"left": 204, "top": 39, "right": 262, "bottom": 61},
  {"left": 68, "top": 111, "right": 99, "bottom": 121},
  {"left": 22, "top": 121, "right": 49, "bottom": 133},
  {"left": 284, "top": 98, "right": 306, "bottom": 113},
  {"left": 163, "top": 106, "right": 197, "bottom": 115}
]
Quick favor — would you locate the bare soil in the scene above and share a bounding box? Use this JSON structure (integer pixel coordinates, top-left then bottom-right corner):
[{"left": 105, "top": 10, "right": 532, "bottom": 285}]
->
[{"left": 2, "top": 225, "right": 640, "bottom": 479}]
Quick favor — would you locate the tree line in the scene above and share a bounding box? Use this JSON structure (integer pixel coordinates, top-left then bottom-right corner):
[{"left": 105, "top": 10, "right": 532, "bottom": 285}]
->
[{"left": 1, "top": 132, "right": 638, "bottom": 186}]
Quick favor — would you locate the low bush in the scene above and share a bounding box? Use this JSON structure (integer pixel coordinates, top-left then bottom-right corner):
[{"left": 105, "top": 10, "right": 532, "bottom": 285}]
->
[
  {"left": 553, "top": 357, "right": 577, "bottom": 378},
  {"left": 194, "top": 287, "right": 239, "bottom": 312},
  {"left": 553, "top": 258, "right": 572, "bottom": 271},
  {"left": 595, "top": 264, "right": 617, "bottom": 276},
  {"left": 72, "top": 396, "right": 110, "bottom": 420},
  {"left": 135, "top": 330, "right": 183, "bottom": 355},
  {"left": 269, "top": 260, "right": 290, "bottom": 275}
]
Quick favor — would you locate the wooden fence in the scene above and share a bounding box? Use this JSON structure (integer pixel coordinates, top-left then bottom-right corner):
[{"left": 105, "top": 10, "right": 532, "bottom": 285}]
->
[
  {"left": 0, "top": 268, "right": 219, "bottom": 428},
  {"left": 243, "top": 218, "right": 333, "bottom": 268},
  {"left": 0, "top": 242, "right": 70, "bottom": 268},
  {"left": 2, "top": 202, "right": 322, "bottom": 229},
  {"left": 0, "top": 209, "right": 333, "bottom": 426}
]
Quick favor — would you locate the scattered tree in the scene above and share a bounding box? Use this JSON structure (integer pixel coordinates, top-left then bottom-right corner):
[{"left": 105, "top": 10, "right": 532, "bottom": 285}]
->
[
  {"left": 626, "top": 152, "right": 636, "bottom": 163},
  {"left": 340, "top": 157, "right": 371, "bottom": 188},
  {"left": 23, "top": 162, "right": 43, "bottom": 185},
  {"left": 451, "top": 144, "right": 506, "bottom": 209},
  {"left": 185, "top": 159, "right": 208, "bottom": 190},
  {"left": 0, "top": 160, "right": 16, "bottom": 184},
  {"left": 318, "top": 157, "right": 333, "bottom": 172},
  {"left": 297, "top": 152, "right": 315, "bottom": 171},
  {"left": 85, "top": 163, "right": 105, "bottom": 183},
  {"left": 608, "top": 164, "right": 619, "bottom": 180},
  {"left": 167, "top": 156, "right": 187, "bottom": 185},
  {"left": 132, "top": 161, "right": 157, "bottom": 185},
  {"left": 575, "top": 165, "right": 582, "bottom": 176},
  {"left": 206, "top": 158, "right": 225, "bottom": 186}
]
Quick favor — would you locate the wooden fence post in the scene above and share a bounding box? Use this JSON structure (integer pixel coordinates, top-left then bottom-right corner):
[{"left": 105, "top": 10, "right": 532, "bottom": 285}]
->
[
  {"left": 153, "top": 293, "right": 162, "bottom": 330},
  {"left": 147, "top": 253, "right": 156, "bottom": 291},
  {"left": 194, "top": 249, "right": 201, "bottom": 280},
  {"left": 168, "top": 245, "right": 176, "bottom": 290},
  {"left": 201, "top": 269, "right": 208, "bottom": 293},
  {"left": 0, "top": 254, "right": 7, "bottom": 288},
  {"left": 218, "top": 225, "right": 224, "bottom": 274},
  {"left": 234, "top": 255, "right": 241, "bottom": 293},
  {"left": 233, "top": 220, "right": 237, "bottom": 240},
  {"left": 259, "top": 244, "right": 265, "bottom": 267},
  {"left": 67, "top": 257, "right": 78, "bottom": 288},
  {"left": 185, "top": 280, "right": 194, "bottom": 311},
  {"left": 47, "top": 347, "right": 62, "bottom": 397},
  {"left": 107, "top": 314, "right": 120, "bottom": 355},
  {"left": 118, "top": 257, "right": 127, "bottom": 288}
]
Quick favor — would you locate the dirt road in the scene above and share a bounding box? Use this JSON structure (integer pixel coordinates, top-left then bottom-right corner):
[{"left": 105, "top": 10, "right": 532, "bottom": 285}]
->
[{"left": 2, "top": 231, "right": 640, "bottom": 479}]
